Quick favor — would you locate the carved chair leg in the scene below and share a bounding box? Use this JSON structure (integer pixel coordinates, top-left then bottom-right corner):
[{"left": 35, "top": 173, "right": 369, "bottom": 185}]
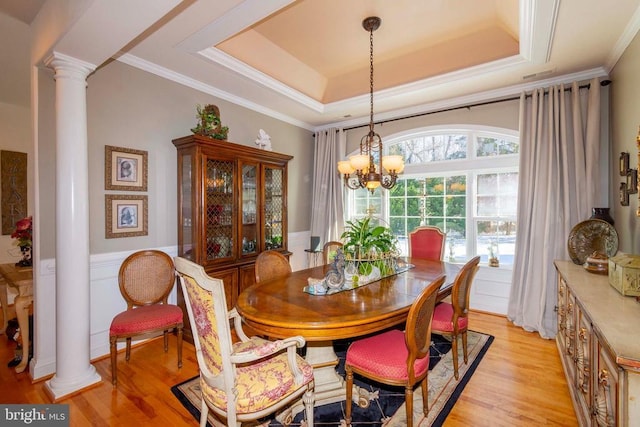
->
[
  {"left": 405, "top": 385, "right": 414, "bottom": 427},
  {"left": 110, "top": 336, "right": 118, "bottom": 386},
  {"left": 125, "top": 337, "right": 132, "bottom": 361},
  {"left": 345, "top": 367, "right": 354, "bottom": 426},
  {"left": 451, "top": 334, "right": 459, "bottom": 380},
  {"left": 177, "top": 326, "right": 183, "bottom": 368}
]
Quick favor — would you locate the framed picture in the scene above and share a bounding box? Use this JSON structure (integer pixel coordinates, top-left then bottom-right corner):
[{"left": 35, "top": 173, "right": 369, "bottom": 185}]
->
[
  {"left": 620, "top": 152, "right": 630, "bottom": 176},
  {"left": 105, "top": 195, "right": 148, "bottom": 238},
  {"left": 620, "top": 182, "right": 629, "bottom": 206},
  {"left": 105, "top": 145, "right": 148, "bottom": 191},
  {"left": 627, "top": 168, "right": 638, "bottom": 194}
]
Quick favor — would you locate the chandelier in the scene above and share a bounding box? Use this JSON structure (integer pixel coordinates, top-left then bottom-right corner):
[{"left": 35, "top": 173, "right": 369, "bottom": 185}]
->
[{"left": 337, "top": 16, "right": 404, "bottom": 194}]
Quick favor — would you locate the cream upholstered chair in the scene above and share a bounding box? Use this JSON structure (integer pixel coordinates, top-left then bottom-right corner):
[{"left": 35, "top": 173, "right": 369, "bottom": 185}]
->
[
  {"left": 255, "top": 250, "right": 291, "bottom": 284},
  {"left": 431, "top": 256, "right": 480, "bottom": 380},
  {"left": 322, "top": 241, "right": 343, "bottom": 265},
  {"left": 109, "top": 250, "right": 183, "bottom": 386},
  {"left": 174, "top": 256, "right": 315, "bottom": 427},
  {"left": 344, "top": 276, "right": 445, "bottom": 427},
  {"left": 409, "top": 226, "right": 446, "bottom": 261}
]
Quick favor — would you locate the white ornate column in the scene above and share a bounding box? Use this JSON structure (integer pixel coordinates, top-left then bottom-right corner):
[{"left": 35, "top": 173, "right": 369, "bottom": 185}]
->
[{"left": 44, "top": 52, "right": 101, "bottom": 400}]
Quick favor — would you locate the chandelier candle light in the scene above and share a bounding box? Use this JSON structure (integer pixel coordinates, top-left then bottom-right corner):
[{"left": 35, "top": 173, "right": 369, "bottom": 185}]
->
[{"left": 338, "top": 16, "right": 405, "bottom": 193}]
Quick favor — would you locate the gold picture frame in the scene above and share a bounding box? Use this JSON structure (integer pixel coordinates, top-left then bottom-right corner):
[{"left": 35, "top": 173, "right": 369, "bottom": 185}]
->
[
  {"left": 105, "top": 145, "right": 148, "bottom": 191},
  {"left": 105, "top": 195, "right": 148, "bottom": 238}
]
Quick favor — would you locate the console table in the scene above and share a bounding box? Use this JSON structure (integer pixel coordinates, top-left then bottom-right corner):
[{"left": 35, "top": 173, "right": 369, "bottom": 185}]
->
[
  {"left": 555, "top": 260, "right": 640, "bottom": 426},
  {"left": 0, "top": 263, "right": 33, "bottom": 373}
]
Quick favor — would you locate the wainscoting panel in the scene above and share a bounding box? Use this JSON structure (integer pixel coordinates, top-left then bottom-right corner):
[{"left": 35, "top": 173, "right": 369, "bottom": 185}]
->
[
  {"left": 470, "top": 265, "right": 512, "bottom": 315},
  {"left": 29, "top": 238, "right": 510, "bottom": 381}
]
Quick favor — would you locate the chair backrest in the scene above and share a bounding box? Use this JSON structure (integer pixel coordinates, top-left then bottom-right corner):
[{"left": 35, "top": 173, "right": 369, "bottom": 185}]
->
[
  {"left": 451, "top": 256, "right": 481, "bottom": 318},
  {"left": 174, "top": 256, "right": 234, "bottom": 397},
  {"left": 118, "top": 250, "right": 176, "bottom": 308},
  {"left": 408, "top": 226, "right": 446, "bottom": 261},
  {"left": 322, "top": 241, "right": 343, "bottom": 264},
  {"left": 405, "top": 275, "right": 446, "bottom": 379},
  {"left": 255, "top": 250, "right": 291, "bottom": 284}
]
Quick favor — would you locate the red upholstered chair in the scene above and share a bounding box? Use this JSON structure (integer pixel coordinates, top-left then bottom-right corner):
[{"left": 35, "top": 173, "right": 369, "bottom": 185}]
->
[
  {"left": 345, "top": 276, "right": 445, "bottom": 427},
  {"left": 431, "top": 256, "right": 480, "bottom": 380},
  {"left": 174, "top": 256, "right": 315, "bottom": 427},
  {"left": 109, "top": 250, "right": 183, "bottom": 386},
  {"left": 409, "top": 226, "right": 446, "bottom": 261}
]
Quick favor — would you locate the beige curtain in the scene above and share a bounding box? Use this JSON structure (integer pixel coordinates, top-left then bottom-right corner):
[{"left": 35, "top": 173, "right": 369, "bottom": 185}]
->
[
  {"left": 310, "top": 128, "right": 345, "bottom": 244},
  {"left": 508, "top": 78, "right": 602, "bottom": 338}
]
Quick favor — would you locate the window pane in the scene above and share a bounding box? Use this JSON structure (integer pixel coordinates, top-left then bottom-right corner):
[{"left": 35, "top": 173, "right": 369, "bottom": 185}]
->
[
  {"left": 477, "top": 136, "right": 519, "bottom": 157},
  {"left": 390, "top": 197, "right": 405, "bottom": 215},
  {"left": 476, "top": 172, "right": 518, "bottom": 216},
  {"left": 476, "top": 220, "right": 516, "bottom": 265},
  {"left": 395, "top": 134, "right": 468, "bottom": 164},
  {"left": 426, "top": 177, "right": 444, "bottom": 195}
]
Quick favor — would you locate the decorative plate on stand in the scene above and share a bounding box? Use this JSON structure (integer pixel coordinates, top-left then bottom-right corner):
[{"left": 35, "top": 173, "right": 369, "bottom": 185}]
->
[{"left": 567, "top": 219, "right": 618, "bottom": 265}]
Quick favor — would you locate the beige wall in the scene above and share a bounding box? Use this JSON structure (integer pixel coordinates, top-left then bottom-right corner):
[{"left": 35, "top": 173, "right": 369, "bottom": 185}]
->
[
  {"left": 36, "top": 60, "right": 314, "bottom": 257},
  {"left": 611, "top": 31, "right": 640, "bottom": 254},
  {"left": 344, "top": 99, "right": 520, "bottom": 153}
]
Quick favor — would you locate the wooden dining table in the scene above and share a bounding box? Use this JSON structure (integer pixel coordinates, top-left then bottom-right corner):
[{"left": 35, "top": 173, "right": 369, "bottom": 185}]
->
[{"left": 236, "top": 257, "right": 461, "bottom": 409}]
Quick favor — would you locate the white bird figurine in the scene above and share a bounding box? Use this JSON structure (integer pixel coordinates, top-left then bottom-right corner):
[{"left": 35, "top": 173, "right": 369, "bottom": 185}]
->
[{"left": 255, "top": 129, "right": 272, "bottom": 151}]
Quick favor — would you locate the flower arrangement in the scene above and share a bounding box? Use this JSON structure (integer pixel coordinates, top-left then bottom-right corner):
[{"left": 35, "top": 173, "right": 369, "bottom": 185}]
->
[
  {"left": 11, "top": 216, "right": 32, "bottom": 248},
  {"left": 11, "top": 216, "right": 32, "bottom": 267}
]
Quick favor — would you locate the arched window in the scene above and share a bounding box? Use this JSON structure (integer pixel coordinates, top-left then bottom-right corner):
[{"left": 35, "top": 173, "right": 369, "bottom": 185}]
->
[{"left": 344, "top": 125, "right": 519, "bottom": 265}]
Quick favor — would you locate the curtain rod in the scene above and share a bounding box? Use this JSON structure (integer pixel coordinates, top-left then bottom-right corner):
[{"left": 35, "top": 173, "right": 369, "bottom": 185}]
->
[{"left": 339, "top": 79, "right": 611, "bottom": 133}]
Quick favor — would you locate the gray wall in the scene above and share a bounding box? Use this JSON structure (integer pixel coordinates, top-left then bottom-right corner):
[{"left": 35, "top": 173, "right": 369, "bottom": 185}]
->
[
  {"left": 37, "top": 59, "right": 314, "bottom": 258},
  {"left": 611, "top": 30, "right": 640, "bottom": 254}
]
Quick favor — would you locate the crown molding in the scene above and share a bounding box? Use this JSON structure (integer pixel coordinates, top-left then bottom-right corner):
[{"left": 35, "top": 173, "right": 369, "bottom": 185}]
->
[{"left": 115, "top": 53, "right": 314, "bottom": 131}]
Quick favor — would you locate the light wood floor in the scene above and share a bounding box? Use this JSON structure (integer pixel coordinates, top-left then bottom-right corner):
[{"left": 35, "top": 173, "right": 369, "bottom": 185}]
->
[{"left": 0, "top": 311, "right": 577, "bottom": 426}]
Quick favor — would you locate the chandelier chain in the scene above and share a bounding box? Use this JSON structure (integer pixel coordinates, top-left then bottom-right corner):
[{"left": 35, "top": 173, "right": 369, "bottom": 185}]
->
[{"left": 369, "top": 26, "right": 374, "bottom": 133}]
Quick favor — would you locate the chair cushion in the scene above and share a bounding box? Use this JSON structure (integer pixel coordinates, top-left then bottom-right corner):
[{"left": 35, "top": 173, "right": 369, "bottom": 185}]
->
[
  {"left": 109, "top": 304, "right": 183, "bottom": 336},
  {"left": 200, "top": 349, "right": 314, "bottom": 415},
  {"left": 431, "top": 302, "right": 468, "bottom": 332},
  {"left": 345, "top": 329, "right": 430, "bottom": 381}
]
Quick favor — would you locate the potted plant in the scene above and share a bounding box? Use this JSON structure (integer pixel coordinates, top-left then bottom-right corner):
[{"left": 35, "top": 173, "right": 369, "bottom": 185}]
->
[
  {"left": 190, "top": 104, "right": 229, "bottom": 140},
  {"left": 340, "top": 217, "right": 399, "bottom": 281}
]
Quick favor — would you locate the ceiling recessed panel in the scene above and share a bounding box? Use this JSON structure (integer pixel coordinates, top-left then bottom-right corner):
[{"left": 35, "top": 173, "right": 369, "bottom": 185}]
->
[{"left": 216, "top": 0, "right": 519, "bottom": 103}]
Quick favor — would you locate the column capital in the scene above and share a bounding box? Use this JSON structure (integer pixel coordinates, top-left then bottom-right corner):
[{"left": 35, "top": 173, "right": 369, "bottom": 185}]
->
[{"left": 44, "top": 51, "right": 96, "bottom": 81}]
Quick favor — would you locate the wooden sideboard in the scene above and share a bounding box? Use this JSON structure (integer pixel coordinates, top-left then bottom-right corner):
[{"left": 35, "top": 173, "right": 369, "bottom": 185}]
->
[{"left": 555, "top": 260, "right": 640, "bottom": 426}]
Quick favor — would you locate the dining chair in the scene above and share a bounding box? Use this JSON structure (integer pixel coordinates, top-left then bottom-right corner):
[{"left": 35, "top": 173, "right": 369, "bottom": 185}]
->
[
  {"left": 344, "top": 275, "right": 446, "bottom": 427},
  {"left": 431, "top": 255, "right": 480, "bottom": 380},
  {"left": 109, "top": 250, "right": 183, "bottom": 386},
  {"left": 255, "top": 250, "right": 291, "bottom": 284},
  {"left": 174, "top": 256, "right": 315, "bottom": 427},
  {"left": 408, "top": 226, "right": 446, "bottom": 261},
  {"left": 322, "top": 241, "right": 343, "bottom": 264}
]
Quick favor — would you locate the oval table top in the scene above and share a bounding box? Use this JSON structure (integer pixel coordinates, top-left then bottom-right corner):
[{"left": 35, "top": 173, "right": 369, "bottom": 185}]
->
[{"left": 236, "top": 257, "right": 460, "bottom": 341}]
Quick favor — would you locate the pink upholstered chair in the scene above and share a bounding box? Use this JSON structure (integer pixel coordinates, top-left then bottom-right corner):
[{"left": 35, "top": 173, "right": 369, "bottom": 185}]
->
[
  {"left": 409, "top": 226, "right": 446, "bottom": 261},
  {"left": 431, "top": 256, "right": 480, "bottom": 380},
  {"left": 344, "top": 276, "right": 445, "bottom": 427},
  {"left": 174, "top": 256, "right": 315, "bottom": 427},
  {"left": 109, "top": 250, "right": 183, "bottom": 386}
]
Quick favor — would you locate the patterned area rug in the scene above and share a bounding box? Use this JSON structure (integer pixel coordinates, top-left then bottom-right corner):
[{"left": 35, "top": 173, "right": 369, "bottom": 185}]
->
[{"left": 171, "top": 330, "right": 493, "bottom": 426}]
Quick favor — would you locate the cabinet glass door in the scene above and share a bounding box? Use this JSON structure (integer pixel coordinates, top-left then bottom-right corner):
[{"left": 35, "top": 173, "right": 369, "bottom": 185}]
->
[
  {"left": 180, "top": 153, "right": 194, "bottom": 260},
  {"left": 264, "top": 166, "right": 285, "bottom": 250},
  {"left": 240, "top": 163, "right": 258, "bottom": 256},
  {"left": 205, "top": 158, "right": 234, "bottom": 262}
]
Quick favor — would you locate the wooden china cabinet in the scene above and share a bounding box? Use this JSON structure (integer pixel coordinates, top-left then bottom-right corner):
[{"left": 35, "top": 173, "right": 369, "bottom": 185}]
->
[{"left": 173, "top": 134, "right": 292, "bottom": 342}]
